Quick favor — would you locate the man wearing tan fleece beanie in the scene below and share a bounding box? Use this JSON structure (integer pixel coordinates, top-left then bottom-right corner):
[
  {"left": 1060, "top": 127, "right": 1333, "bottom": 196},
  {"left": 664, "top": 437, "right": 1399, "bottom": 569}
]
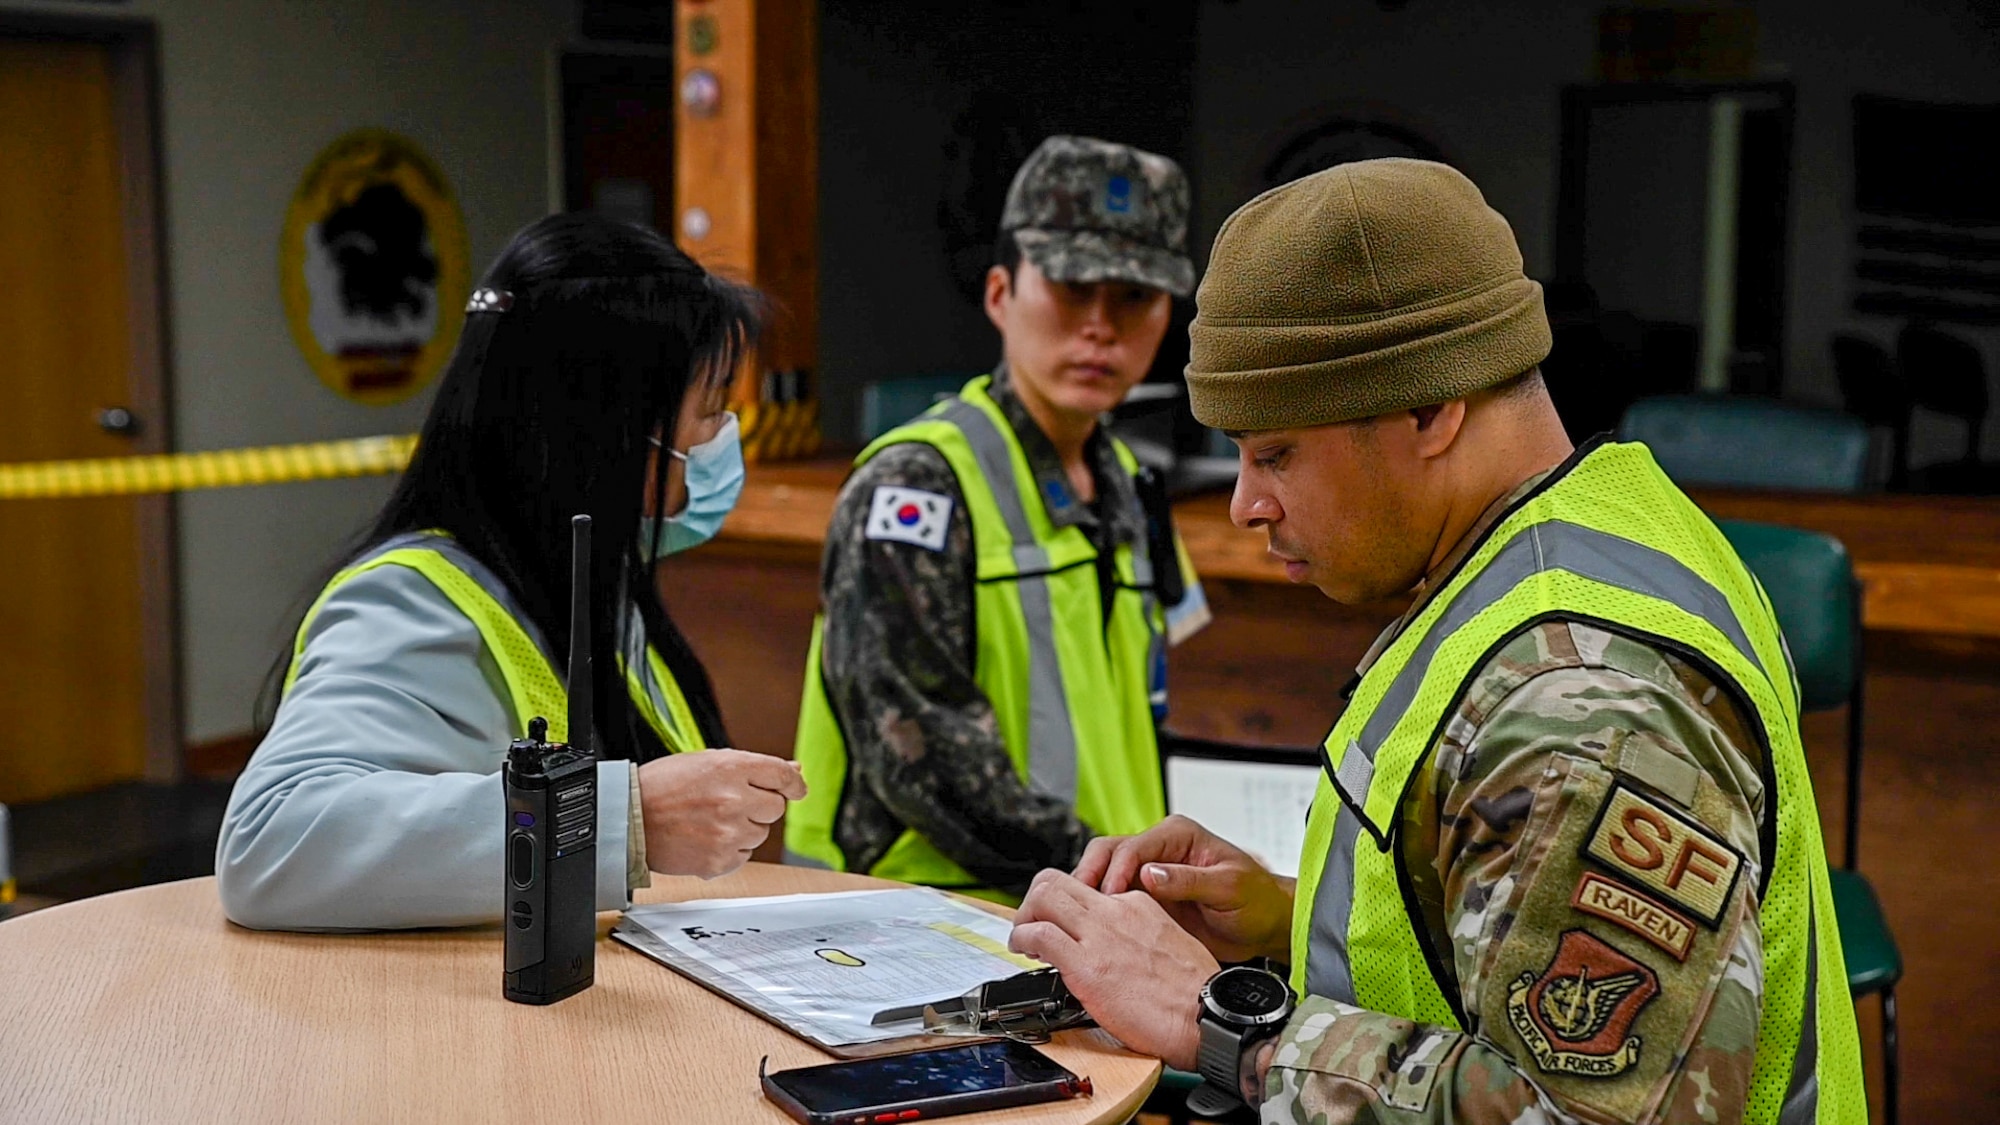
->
[{"left": 1012, "top": 160, "right": 1863, "bottom": 1124}]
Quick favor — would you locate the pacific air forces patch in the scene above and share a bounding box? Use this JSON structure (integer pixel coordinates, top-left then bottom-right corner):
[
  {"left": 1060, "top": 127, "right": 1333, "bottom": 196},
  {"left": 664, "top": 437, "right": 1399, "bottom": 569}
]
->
[{"left": 1507, "top": 929, "right": 1661, "bottom": 1078}]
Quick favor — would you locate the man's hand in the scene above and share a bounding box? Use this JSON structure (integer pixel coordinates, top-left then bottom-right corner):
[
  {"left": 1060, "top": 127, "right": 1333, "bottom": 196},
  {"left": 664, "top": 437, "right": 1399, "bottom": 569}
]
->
[
  {"left": 1073, "top": 814, "right": 1295, "bottom": 964},
  {"left": 1008, "top": 870, "right": 1219, "bottom": 1072},
  {"left": 636, "top": 750, "right": 807, "bottom": 878}
]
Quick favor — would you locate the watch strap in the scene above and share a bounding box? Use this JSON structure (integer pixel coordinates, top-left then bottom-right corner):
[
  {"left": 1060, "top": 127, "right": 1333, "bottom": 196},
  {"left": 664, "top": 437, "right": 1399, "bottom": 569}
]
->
[
  {"left": 1186, "top": 1077, "right": 1244, "bottom": 1119},
  {"left": 1196, "top": 1013, "right": 1246, "bottom": 1096}
]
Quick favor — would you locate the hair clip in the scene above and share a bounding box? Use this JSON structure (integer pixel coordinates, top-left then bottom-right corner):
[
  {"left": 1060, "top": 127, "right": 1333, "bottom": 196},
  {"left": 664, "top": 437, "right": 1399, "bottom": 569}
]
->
[{"left": 466, "top": 288, "right": 515, "bottom": 314}]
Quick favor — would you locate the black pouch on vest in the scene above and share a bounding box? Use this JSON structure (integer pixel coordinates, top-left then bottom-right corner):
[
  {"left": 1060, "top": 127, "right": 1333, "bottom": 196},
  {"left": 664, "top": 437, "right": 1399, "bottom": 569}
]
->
[{"left": 1134, "top": 466, "right": 1186, "bottom": 609}]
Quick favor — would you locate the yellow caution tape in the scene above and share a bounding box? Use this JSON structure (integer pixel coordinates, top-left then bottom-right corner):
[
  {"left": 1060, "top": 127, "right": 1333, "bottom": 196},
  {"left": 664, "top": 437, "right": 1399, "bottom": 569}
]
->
[{"left": 0, "top": 434, "right": 418, "bottom": 499}]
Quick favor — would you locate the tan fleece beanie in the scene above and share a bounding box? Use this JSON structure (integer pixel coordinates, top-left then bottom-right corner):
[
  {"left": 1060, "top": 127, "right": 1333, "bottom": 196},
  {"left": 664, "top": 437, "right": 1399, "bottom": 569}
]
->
[{"left": 1186, "top": 159, "right": 1550, "bottom": 432}]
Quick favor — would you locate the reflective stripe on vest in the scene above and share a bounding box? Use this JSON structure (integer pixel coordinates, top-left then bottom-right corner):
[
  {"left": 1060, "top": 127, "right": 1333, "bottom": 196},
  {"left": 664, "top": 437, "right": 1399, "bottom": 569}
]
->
[
  {"left": 286, "top": 531, "right": 698, "bottom": 752},
  {"left": 1291, "top": 442, "right": 1863, "bottom": 1124},
  {"left": 1781, "top": 899, "right": 1821, "bottom": 1125},
  {"left": 937, "top": 396, "right": 1112, "bottom": 799},
  {"left": 786, "top": 376, "right": 1169, "bottom": 894},
  {"left": 1324, "top": 521, "right": 1772, "bottom": 823}
]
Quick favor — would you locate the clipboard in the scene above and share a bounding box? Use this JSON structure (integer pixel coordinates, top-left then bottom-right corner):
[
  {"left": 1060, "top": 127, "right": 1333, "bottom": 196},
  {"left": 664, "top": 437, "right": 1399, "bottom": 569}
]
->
[
  {"left": 611, "top": 889, "right": 1033, "bottom": 1059},
  {"left": 611, "top": 923, "right": 976, "bottom": 1059}
]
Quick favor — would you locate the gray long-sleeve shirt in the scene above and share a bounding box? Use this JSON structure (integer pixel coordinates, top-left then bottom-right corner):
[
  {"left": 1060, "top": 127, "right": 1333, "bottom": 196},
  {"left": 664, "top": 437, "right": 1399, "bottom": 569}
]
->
[{"left": 217, "top": 555, "right": 635, "bottom": 931}]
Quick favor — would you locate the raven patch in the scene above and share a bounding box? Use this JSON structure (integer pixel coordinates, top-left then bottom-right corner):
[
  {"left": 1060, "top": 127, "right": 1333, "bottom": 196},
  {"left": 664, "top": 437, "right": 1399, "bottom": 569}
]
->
[{"left": 1572, "top": 871, "right": 1697, "bottom": 961}]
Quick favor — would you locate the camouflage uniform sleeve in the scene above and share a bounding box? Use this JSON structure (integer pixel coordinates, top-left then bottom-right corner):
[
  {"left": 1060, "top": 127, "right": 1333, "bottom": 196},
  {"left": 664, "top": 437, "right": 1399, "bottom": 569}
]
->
[
  {"left": 819, "top": 444, "right": 1093, "bottom": 891},
  {"left": 1262, "top": 621, "right": 1765, "bottom": 1125}
]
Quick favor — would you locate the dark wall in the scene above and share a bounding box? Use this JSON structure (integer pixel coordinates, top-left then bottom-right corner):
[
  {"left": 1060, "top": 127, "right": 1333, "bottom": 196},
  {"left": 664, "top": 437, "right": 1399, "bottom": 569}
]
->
[
  {"left": 1192, "top": 0, "right": 2000, "bottom": 468},
  {"left": 817, "top": 0, "right": 1198, "bottom": 446}
]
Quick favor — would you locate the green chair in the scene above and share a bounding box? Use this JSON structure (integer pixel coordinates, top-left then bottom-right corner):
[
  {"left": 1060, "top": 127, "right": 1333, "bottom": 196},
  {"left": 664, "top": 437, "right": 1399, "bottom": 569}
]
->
[
  {"left": 1718, "top": 519, "right": 1902, "bottom": 1124},
  {"left": 859, "top": 374, "right": 978, "bottom": 442},
  {"left": 1619, "top": 396, "right": 1872, "bottom": 492}
]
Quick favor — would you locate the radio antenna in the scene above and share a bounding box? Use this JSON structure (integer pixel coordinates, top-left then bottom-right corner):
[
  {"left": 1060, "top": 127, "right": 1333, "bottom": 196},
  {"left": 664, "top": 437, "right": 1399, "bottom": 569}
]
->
[{"left": 567, "top": 514, "right": 594, "bottom": 758}]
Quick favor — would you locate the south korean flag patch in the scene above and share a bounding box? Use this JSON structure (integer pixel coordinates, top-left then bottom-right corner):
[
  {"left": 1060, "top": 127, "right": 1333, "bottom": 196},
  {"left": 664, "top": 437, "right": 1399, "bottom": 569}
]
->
[{"left": 865, "top": 486, "right": 953, "bottom": 551}]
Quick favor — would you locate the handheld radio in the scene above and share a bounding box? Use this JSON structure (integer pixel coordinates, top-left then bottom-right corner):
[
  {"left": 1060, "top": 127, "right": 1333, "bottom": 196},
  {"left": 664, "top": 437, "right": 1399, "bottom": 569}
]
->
[{"left": 502, "top": 514, "right": 599, "bottom": 1004}]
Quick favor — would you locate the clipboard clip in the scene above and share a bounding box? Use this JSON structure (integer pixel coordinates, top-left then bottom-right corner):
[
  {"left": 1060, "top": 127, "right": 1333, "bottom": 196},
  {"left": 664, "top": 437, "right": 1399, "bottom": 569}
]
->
[{"left": 870, "top": 968, "right": 1095, "bottom": 1043}]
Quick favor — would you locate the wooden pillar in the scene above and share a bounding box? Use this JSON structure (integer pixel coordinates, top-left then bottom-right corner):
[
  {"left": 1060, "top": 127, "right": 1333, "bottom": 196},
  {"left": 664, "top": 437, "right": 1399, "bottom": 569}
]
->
[{"left": 675, "top": 0, "right": 819, "bottom": 459}]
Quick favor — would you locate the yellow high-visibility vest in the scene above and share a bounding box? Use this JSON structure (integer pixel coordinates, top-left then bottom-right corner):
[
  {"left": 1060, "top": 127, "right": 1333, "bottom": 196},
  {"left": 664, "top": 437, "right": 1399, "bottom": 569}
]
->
[
  {"left": 286, "top": 531, "right": 700, "bottom": 752},
  {"left": 787, "top": 377, "right": 1170, "bottom": 899},
  {"left": 1291, "top": 441, "right": 1863, "bottom": 1123}
]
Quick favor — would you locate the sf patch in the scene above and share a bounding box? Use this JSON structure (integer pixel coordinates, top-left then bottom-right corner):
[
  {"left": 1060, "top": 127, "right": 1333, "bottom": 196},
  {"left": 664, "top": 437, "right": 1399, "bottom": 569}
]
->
[
  {"left": 865, "top": 486, "right": 953, "bottom": 551},
  {"left": 1581, "top": 782, "right": 1743, "bottom": 928},
  {"left": 1506, "top": 929, "right": 1661, "bottom": 1078}
]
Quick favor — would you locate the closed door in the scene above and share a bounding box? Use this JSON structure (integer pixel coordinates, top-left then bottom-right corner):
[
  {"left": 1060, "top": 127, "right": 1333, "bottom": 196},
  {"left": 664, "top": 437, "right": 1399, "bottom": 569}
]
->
[{"left": 0, "top": 36, "right": 161, "bottom": 803}]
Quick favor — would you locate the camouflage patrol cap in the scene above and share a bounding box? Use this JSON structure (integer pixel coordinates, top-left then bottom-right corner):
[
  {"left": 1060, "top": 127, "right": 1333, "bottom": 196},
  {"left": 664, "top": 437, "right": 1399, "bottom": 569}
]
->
[{"left": 1000, "top": 136, "right": 1195, "bottom": 297}]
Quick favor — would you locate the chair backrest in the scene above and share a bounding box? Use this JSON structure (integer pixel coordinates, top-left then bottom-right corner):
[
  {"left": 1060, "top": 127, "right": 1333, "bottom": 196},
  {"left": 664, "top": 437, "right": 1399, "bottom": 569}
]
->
[
  {"left": 1832, "top": 334, "right": 1909, "bottom": 427},
  {"left": 1617, "top": 395, "right": 1871, "bottom": 492},
  {"left": 1896, "top": 324, "right": 1987, "bottom": 423},
  {"left": 1715, "top": 519, "right": 1858, "bottom": 712},
  {"left": 859, "top": 374, "right": 978, "bottom": 442}
]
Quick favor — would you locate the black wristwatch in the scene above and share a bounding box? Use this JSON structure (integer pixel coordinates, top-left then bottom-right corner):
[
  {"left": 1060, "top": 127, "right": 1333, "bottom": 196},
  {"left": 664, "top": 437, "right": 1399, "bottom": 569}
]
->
[{"left": 1190, "top": 965, "right": 1295, "bottom": 1115}]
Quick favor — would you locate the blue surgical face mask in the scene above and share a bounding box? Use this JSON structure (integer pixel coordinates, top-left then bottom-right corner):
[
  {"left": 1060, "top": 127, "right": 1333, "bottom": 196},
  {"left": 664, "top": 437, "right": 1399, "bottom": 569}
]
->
[{"left": 640, "top": 412, "right": 744, "bottom": 560}]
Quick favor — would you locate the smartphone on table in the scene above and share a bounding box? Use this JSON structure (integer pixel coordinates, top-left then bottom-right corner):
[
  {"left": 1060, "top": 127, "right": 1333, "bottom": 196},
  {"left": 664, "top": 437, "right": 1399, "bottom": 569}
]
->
[{"left": 760, "top": 1040, "right": 1093, "bottom": 1125}]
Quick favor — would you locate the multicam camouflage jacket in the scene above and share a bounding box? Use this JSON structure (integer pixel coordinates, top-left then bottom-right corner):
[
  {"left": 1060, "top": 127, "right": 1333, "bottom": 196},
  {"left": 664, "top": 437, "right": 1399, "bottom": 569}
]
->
[
  {"left": 816, "top": 370, "right": 1145, "bottom": 895},
  {"left": 1259, "top": 479, "right": 1768, "bottom": 1125}
]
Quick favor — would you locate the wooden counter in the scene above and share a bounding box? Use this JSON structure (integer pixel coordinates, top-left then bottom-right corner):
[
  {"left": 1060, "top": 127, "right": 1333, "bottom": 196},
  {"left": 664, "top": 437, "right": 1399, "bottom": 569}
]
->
[
  {"left": 1683, "top": 489, "right": 2000, "bottom": 639},
  {"left": 716, "top": 459, "right": 2000, "bottom": 640}
]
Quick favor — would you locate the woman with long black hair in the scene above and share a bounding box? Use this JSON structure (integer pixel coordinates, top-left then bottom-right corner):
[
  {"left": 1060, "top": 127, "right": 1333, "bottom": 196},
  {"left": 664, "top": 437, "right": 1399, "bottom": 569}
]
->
[{"left": 217, "top": 213, "right": 806, "bottom": 930}]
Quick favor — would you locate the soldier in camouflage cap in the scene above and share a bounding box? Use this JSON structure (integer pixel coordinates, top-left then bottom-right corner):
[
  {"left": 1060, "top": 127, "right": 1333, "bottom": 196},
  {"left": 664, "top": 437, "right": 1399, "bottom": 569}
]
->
[
  {"left": 787, "top": 137, "right": 1208, "bottom": 899},
  {"left": 1010, "top": 160, "right": 1862, "bottom": 1124},
  {"left": 1000, "top": 135, "right": 1195, "bottom": 297}
]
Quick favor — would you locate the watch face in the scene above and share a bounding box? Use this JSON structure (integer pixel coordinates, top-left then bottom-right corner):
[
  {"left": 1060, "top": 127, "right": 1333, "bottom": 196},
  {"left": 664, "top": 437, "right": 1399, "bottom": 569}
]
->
[{"left": 1211, "top": 967, "right": 1290, "bottom": 1019}]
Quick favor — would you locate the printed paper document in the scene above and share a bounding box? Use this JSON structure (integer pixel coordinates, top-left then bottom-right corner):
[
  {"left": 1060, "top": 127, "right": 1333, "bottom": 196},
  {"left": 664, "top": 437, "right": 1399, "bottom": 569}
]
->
[{"left": 615, "top": 888, "right": 1042, "bottom": 1048}]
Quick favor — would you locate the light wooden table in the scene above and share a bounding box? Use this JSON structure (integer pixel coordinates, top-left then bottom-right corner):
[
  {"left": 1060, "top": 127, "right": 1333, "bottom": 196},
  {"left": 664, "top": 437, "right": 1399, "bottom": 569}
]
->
[{"left": 0, "top": 864, "right": 1160, "bottom": 1124}]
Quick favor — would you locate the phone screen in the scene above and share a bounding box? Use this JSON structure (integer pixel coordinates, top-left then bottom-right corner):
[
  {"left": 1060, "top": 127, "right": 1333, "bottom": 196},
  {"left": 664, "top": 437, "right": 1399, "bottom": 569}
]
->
[{"left": 767, "top": 1040, "right": 1075, "bottom": 1114}]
